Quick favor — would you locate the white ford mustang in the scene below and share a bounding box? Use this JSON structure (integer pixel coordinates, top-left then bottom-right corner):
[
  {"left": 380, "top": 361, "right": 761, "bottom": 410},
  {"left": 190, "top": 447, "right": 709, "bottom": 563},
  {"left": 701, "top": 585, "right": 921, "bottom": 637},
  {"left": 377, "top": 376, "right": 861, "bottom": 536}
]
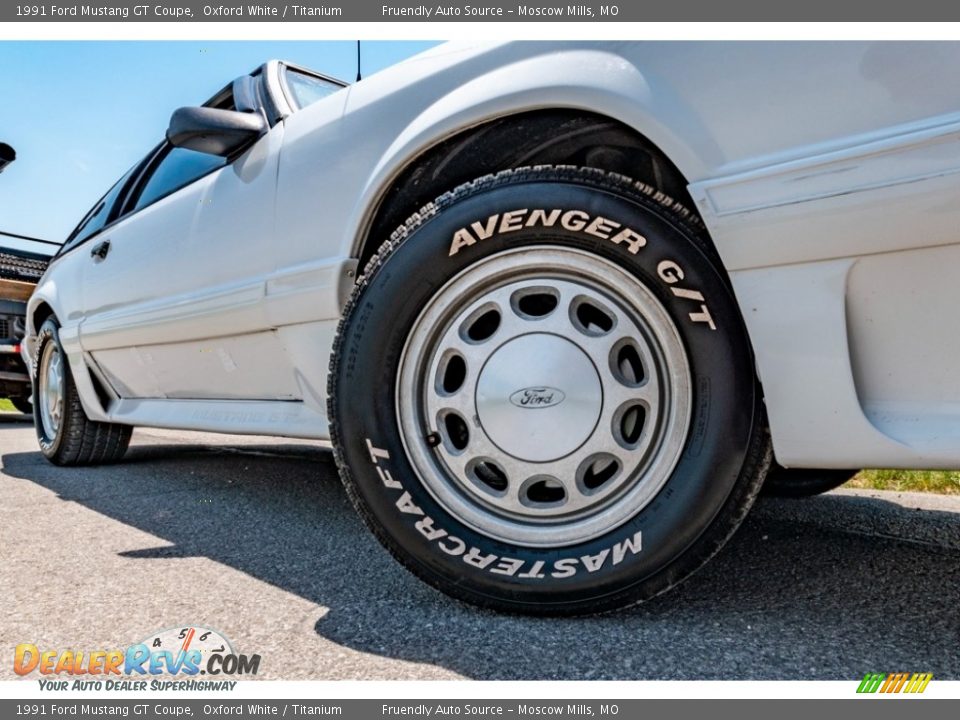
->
[{"left": 22, "top": 41, "right": 960, "bottom": 613}]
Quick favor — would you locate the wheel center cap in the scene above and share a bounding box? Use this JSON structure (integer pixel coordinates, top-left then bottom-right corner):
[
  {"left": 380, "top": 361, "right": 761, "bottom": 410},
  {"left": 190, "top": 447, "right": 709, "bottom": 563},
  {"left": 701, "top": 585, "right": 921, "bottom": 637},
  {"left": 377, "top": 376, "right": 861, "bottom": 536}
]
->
[{"left": 476, "top": 334, "right": 602, "bottom": 462}]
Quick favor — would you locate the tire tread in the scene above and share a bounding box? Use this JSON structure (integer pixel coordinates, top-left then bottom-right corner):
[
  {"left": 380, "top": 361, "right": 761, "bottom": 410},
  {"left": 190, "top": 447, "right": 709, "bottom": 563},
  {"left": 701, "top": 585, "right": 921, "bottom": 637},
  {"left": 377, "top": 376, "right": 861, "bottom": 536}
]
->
[{"left": 34, "top": 319, "right": 132, "bottom": 466}]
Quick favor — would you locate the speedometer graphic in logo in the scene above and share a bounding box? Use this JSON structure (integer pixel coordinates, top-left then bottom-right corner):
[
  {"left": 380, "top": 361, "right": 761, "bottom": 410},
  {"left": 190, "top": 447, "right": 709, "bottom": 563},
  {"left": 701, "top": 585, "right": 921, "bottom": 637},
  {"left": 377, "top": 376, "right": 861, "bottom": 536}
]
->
[{"left": 140, "top": 625, "right": 233, "bottom": 673}]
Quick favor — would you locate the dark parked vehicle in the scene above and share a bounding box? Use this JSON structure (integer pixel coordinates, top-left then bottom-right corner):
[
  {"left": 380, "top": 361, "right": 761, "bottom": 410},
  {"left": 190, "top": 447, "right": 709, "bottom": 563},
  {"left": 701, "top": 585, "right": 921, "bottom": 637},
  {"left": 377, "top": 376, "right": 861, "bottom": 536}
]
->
[{"left": 0, "top": 245, "right": 49, "bottom": 413}]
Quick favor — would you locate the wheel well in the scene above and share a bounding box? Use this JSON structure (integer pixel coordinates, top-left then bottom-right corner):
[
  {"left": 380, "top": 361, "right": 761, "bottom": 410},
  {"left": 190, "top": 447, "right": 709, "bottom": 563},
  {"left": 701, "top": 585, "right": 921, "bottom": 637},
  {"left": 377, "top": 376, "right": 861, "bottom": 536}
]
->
[
  {"left": 32, "top": 302, "right": 54, "bottom": 334},
  {"left": 357, "top": 109, "right": 697, "bottom": 270},
  {"left": 28, "top": 301, "right": 113, "bottom": 412}
]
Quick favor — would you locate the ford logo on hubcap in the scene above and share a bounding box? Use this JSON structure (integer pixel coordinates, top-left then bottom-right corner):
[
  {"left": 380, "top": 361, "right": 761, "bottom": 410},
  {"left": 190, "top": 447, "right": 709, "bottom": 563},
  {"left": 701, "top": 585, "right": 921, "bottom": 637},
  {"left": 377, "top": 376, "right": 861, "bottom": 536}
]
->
[{"left": 509, "top": 387, "right": 566, "bottom": 409}]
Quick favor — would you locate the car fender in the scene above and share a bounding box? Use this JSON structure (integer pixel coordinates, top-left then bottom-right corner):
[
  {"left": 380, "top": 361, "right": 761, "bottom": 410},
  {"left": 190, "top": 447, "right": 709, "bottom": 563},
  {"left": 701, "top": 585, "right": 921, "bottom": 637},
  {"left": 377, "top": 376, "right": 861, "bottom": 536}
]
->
[
  {"left": 23, "top": 278, "right": 63, "bottom": 365},
  {"left": 23, "top": 260, "right": 111, "bottom": 423},
  {"left": 343, "top": 45, "right": 716, "bottom": 258}
]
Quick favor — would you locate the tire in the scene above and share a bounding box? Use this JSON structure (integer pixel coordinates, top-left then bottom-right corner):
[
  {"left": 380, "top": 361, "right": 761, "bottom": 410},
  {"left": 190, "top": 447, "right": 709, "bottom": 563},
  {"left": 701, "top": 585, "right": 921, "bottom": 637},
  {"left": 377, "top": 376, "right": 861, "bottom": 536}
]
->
[
  {"left": 33, "top": 318, "right": 132, "bottom": 466},
  {"left": 762, "top": 465, "right": 857, "bottom": 498},
  {"left": 329, "top": 166, "right": 771, "bottom": 615},
  {"left": 11, "top": 397, "right": 32, "bottom": 415}
]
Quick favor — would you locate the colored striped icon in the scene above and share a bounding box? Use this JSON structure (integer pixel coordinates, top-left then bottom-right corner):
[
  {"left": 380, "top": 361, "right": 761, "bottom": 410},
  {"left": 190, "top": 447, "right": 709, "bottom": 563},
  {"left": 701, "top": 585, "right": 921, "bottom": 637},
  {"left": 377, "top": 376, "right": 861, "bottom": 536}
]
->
[{"left": 857, "top": 672, "right": 932, "bottom": 694}]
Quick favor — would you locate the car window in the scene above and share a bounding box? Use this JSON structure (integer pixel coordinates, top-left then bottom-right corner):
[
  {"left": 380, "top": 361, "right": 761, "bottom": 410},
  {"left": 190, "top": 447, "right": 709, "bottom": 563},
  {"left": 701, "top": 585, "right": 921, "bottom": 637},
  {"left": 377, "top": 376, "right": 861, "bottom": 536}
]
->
[
  {"left": 63, "top": 162, "right": 142, "bottom": 251},
  {"left": 283, "top": 67, "right": 342, "bottom": 109},
  {"left": 131, "top": 146, "right": 227, "bottom": 213}
]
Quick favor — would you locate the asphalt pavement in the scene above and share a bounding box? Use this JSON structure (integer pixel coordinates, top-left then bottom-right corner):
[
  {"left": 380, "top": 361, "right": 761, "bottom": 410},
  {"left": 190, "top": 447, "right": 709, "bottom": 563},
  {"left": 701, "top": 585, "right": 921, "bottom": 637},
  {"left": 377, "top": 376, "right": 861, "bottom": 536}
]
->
[{"left": 2, "top": 410, "right": 958, "bottom": 680}]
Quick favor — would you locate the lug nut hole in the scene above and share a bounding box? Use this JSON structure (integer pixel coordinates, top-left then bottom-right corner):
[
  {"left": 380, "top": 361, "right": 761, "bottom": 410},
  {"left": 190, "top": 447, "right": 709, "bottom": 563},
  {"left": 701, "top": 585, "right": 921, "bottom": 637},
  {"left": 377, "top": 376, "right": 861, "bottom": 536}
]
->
[
  {"left": 461, "top": 305, "right": 501, "bottom": 343},
  {"left": 437, "top": 352, "right": 467, "bottom": 395},
  {"left": 439, "top": 411, "right": 470, "bottom": 453},
  {"left": 611, "top": 339, "right": 646, "bottom": 387},
  {"left": 571, "top": 296, "right": 616, "bottom": 336},
  {"left": 511, "top": 287, "right": 560, "bottom": 319},
  {"left": 467, "top": 458, "right": 509, "bottom": 495},
  {"left": 578, "top": 453, "right": 622, "bottom": 493},
  {"left": 616, "top": 403, "right": 647, "bottom": 448},
  {"left": 520, "top": 476, "right": 566, "bottom": 507}
]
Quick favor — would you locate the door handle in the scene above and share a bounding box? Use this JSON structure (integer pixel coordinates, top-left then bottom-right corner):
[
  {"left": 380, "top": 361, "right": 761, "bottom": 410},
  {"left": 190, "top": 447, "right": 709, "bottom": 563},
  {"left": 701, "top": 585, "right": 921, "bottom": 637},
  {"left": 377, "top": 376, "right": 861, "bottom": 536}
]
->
[{"left": 90, "top": 239, "right": 111, "bottom": 261}]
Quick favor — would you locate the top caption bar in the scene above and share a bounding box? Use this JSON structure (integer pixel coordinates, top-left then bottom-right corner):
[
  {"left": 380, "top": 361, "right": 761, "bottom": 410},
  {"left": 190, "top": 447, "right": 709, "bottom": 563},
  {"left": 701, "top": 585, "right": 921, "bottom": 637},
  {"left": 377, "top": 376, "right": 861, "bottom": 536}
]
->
[{"left": 3, "top": 0, "right": 954, "bottom": 22}]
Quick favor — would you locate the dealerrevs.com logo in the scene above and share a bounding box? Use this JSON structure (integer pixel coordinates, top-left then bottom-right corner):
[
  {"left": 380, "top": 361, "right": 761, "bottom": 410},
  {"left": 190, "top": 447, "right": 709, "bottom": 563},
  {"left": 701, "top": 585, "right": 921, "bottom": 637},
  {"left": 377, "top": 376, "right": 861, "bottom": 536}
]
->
[
  {"left": 14, "top": 625, "right": 260, "bottom": 691},
  {"left": 857, "top": 673, "right": 933, "bottom": 694}
]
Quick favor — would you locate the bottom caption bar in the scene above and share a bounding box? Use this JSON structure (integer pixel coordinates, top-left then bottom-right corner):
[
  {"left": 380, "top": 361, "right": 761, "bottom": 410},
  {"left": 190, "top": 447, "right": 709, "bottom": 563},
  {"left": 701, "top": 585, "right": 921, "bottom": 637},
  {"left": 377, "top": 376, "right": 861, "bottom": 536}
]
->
[{"left": 3, "top": 700, "right": 958, "bottom": 719}]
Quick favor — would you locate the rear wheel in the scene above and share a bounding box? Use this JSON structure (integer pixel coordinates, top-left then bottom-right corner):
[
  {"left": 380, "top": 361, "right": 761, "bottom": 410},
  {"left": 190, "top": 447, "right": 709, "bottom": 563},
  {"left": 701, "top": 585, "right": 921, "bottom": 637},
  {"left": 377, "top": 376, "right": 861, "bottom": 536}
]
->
[
  {"left": 329, "top": 167, "right": 771, "bottom": 614},
  {"left": 33, "top": 318, "right": 131, "bottom": 466}
]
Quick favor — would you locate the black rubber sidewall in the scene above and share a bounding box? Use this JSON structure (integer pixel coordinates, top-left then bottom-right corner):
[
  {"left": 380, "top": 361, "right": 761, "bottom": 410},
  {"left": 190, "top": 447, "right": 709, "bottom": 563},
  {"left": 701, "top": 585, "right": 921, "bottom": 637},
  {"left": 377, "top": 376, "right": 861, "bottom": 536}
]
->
[
  {"left": 33, "top": 319, "right": 69, "bottom": 459},
  {"left": 335, "top": 179, "right": 758, "bottom": 609}
]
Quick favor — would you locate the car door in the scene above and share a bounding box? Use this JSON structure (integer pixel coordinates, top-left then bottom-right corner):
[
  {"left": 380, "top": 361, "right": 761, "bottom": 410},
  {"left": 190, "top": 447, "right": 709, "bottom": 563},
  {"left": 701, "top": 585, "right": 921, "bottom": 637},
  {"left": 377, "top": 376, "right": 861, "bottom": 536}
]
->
[
  {"left": 36, "top": 161, "right": 146, "bottom": 380},
  {"left": 78, "top": 75, "right": 295, "bottom": 402}
]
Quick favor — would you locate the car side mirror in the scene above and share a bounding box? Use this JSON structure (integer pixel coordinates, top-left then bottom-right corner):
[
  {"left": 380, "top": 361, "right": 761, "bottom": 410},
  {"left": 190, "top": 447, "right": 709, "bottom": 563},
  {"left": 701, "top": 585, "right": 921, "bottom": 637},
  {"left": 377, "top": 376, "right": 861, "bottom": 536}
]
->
[{"left": 166, "top": 107, "right": 266, "bottom": 158}]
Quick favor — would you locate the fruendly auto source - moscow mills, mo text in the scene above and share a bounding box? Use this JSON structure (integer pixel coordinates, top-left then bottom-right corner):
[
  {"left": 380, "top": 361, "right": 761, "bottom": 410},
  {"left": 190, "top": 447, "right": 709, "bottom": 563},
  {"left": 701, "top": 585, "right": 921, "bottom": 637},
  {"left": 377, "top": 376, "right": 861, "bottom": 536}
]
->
[{"left": 381, "top": 5, "right": 615, "bottom": 17}]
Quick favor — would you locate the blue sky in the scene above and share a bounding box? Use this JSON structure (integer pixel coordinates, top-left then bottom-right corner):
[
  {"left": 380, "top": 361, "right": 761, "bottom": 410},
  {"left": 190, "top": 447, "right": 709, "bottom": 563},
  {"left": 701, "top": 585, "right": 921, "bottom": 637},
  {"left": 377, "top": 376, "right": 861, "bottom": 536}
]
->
[{"left": 0, "top": 41, "right": 437, "bottom": 252}]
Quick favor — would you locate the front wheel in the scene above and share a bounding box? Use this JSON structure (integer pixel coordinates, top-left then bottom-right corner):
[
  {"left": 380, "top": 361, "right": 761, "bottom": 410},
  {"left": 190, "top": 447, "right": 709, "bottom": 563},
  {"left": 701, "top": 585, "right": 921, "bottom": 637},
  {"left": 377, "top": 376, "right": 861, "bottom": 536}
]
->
[
  {"left": 33, "top": 318, "right": 132, "bottom": 466},
  {"left": 329, "top": 167, "right": 771, "bottom": 614}
]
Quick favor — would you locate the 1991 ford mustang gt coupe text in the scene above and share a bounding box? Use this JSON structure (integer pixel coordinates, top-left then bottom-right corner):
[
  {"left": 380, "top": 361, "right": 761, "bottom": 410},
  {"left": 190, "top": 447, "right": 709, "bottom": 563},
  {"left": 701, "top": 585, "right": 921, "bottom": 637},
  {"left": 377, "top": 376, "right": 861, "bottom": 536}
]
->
[{"left": 23, "top": 41, "right": 960, "bottom": 613}]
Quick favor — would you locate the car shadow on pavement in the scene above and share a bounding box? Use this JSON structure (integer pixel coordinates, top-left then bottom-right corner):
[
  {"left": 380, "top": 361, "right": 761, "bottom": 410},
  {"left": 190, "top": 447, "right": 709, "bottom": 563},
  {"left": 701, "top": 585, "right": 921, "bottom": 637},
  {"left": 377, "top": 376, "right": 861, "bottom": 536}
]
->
[
  {"left": 0, "top": 411, "right": 32, "bottom": 424},
  {"left": 3, "top": 434, "right": 959, "bottom": 680}
]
